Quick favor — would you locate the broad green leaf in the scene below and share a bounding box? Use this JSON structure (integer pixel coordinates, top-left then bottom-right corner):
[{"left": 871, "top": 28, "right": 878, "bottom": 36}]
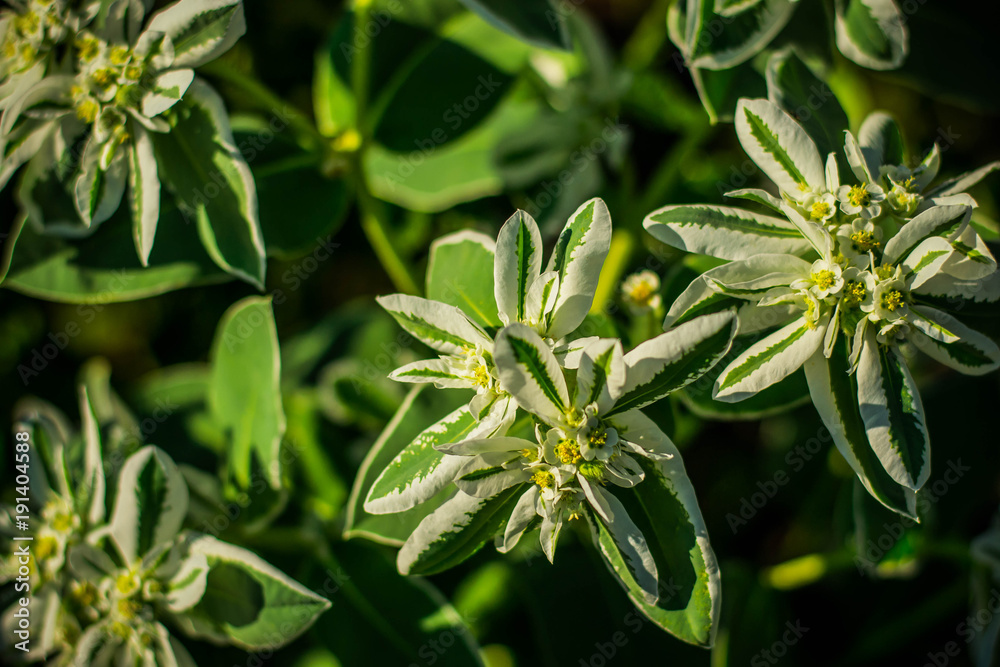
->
[
  {"left": 686, "top": 0, "right": 796, "bottom": 70},
  {"left": 910, "top": 306, "right": 1000, "bottom": 376},
  {"left": 145, "top": 0, "right": 246, "bottom": 68},
  {"left": 457, "top": 0, "right": 568, "bottom": 50},
  {"left": 128, "top": 121, "right": 161, "bottom": 266},
  {"left": 345, "top": 386, "right": 470, "bottom": 546},
  {"left": 365, "top": 405, "right": 477, "bottom": 514},
  {"left": 376, "top": 293, "right": 493, "bottom": 355},
  {"left": 834, "top": 0, "right": 908, "bottom": 71},
  {"left": 397, "top": 485, "right": 525, "bottom": 575},
  {"left": 0, "top": 204, "right": 229, "bottom": 303},
  {"left": 426, "top": 230, "right": 500, "bottom": 328},
  {"left": 208, "top": 296, "right": 286, "bottom": 489},
  {"left": 735, "top": 98, "right": 825, "bottom": 196},
  {"left": 592, "top": 453, "right": 720, "bottom": 646},
  {"left": 171, "top": 534, "right": 330, "bottom": 650},
  {"left": 766, "top": 49, "right": 849, "bottom": 159},
  {"left": 715, "top": 316, "right": 825, "bottom": 402},
  {"left": 804, "top": 342, "right": 917, "bottom": 518},
  {"left": 110, "top": 446, "right": 189, "bottom": 564},
  {"left": 612, "top": 311, "right": 736, "bottom": 415},
  {"left": 644, "top": 204, "right": 813, "bottom": 260},
  {"left": 151, "top": 78, "right": 266, "bottom": 289},
  {"left": 856, "top": 330, "right": 930, "bottom": 491},
  {"left": 494, "top": 323, "right": 569, "bottom": 424}
]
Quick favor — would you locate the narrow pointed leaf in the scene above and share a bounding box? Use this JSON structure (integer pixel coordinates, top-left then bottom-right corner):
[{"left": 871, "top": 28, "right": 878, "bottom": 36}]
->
[
  {"left": 735, "top": 98, "right": 825, "bottom": 196},
  {"left": 110, "top": 446, "right": 188, "bottom": 564}
]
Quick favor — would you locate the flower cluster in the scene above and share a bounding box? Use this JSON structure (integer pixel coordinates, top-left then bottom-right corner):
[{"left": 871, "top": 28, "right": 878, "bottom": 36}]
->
[
  {"left": 367, "top": 199, "right": 734, "bottom": 645},
  {"left": 645, "top": 98, "right": 1000, "bottom": 517},
  {"left": 0, "top": 385, "right": 329, "bottom": 665},
  {"left": 0, "top": 0, "right": 246, "bottom": 262}
]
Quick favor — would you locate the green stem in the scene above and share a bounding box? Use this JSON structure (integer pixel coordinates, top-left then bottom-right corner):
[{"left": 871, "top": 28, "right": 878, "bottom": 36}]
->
[
  {"left": 356, "top": 174, "right": 422, "bottom": 295},
  {"left": 199, "top": 59, "right": 329, "bottom": 151}
]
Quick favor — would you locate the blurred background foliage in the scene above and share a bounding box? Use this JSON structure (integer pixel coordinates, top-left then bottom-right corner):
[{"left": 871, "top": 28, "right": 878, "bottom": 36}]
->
[{"left": 2, "top": 0, "right": 1000, "bottom": 665}]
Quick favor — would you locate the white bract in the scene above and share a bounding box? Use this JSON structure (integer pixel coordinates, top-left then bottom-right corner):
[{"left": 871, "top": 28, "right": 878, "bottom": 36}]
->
[
  {"left": 366, "top": 200, "right": 734, "bottom": 646},
  {"left": 644, "top": 98, "right": 1000, "bottom": 518}
]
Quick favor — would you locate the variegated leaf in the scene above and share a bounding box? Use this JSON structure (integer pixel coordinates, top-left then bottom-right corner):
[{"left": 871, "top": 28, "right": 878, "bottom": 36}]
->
[
  {"left": 145, "top": 0, "right": 246, "bottom": 68},
  {"left": 495, "top": 209, "right": 542, "bottom": 325},
  {"left": 493, "top": 323, "right": 569, "bottom": 424},
  {"left": 835, "top": 0, "right": 908, "bottom": 71},
  {"left": 377, "top": 294, "right": 492, "bottom": 356},
  {"left": 128, "top": 121, "right": 161, "bottom": 266},
  {"left": 735, "top": 98, "right": 825, "bottom": 197}
]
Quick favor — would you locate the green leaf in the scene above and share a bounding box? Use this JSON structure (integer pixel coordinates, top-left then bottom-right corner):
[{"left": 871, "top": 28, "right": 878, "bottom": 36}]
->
[
  {"left": 735, "top": 98, "right": 825, "bottom": 196},
  {"left": 171, "top": 534, "right": 330, "bottom": 650},
  {"left": 151, "top": 78, "right": 266, "bottom": 289},
  {"left": 364, "top": 405, "right": 477, "bottom": 514},
  {"left": 397, "top": 485, "right": 526, "bottom": 575},
  {"left": 493, "top": 323, "right": 569, "bottom": 424},
  {"left": 426, "top": 230, "right": 501, "bottom": 328},
  {"left": 345, "top": 386, "right": 470, "bottom": 546},
  {"left": 644, "top": 204, "right": 813, "bottom": 260},
  {"left": 128, "top": 121, "right": 161, "bottom": 266},
  {"left": 456, "top": 0, "right": 569, "bottom": 50},
  {"left": 376, "top": 293, "right": 492, "bottom": 355},
  {"left": 834, "top": 0, "right": 908, "bottom": 71},
  {"left": 766, "top": 49, "right": 849, "bottom": 159},
  {"left": 592, "top": 455, "right": 720, "bottom": 646},
  {"left": 0, "top": 204, "right": 230, "bottom": 303},
  {"left": 208, "top": 296, "right": 286, "bottom": 489},
  {"left": 804, "top": 342, "right": 917, "bottom": 518},
  {"left": 110, "top": 446, "right": 189, "bottom": 564}
]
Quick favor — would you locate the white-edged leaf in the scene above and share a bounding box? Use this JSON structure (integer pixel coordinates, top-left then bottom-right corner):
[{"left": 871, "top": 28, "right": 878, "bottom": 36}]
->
[
  {"left": 364, "top": 405, "right": 477, "bottom": 514},
  {"left": 724, "top": 188, "right": 784, "bottom": 213},
  {"left": 576, "top": 338, "right": 626, "bottom": 413},
  {"left": 389, "top": 359, "right": 469, "bottom": 388},
  {"left": 145, "top": 0, "right": 246, "bottom": 68},
  {"left": 803, "top": 346, "right": 918, "bottom": 518},
  {"left": 585, "top": 484, "right": 659, "bottom": 605},
  {"left": 644, "top": 204, "right": 813, "bottom": 260},
  {"left": 397, "top": 486, "right": 526, "bottom": 575},
  {"left": 858, "top": 112, "right": 905, "bottom": 176},
  {"left": 142, "top": 68, "right": 195, "bottom": 118},
  {"left": 835, "top": 0, "right": 908, "bottom": 71},
  {"left": 613, "top": 311, "right": 736, "bottom": 415},
  {"left": 78, "top": 386, "right": 107, "bottom": 526},
  {"left": 493, "top": 323, "right": 569, "bottom": 424},
  {"left": 495, "top": 209, "right": 542, "bottom": 325},
  {"left": 109, "top": 446, "right": 188, "bottom": 564},
  {"left": 455, "top": 452, "right": 530, "bottom": 498},
  {"left": 544, "top": 197, "right": 612, "bottom": 338},
  {"left": 170, "top": 534, "right": 330, "bottom": 650},
  {"left": 165, "top": 551, "right": 209, "bottom": 613},
  {"left": 74, "top": 136, "right": 128, "bottom": 228},
  {"left": 497, "top": 486, "right": 539, "bottom": 553},
  {"left": 735, "top": 98, "right": 825, "bottom": 197},
  {"left": 377, "top": 293, "right": 492, "bottom": 355},
  {"left": 883, "top": 204, "right": 970, "bottom": 265},
  {"left": 714, "top": 315, "right": 825, "bottom": 402},
  {"left": 910, "top": 306, "right": 1000, "bottom": 376},
  {"left": 128, "top": 121, "right": 161, "bottom": 266},
  {"left": 856, "top": 329, "right": 930, "bottom": 491},
  {"left": 926, "top": 161, "right": 1000, "bottom": 198}
]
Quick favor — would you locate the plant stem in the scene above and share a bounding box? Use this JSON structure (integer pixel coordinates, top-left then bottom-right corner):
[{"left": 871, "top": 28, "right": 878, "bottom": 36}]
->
[{"left": 355, "top": 176, "right": 422, "bottom": 295}]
